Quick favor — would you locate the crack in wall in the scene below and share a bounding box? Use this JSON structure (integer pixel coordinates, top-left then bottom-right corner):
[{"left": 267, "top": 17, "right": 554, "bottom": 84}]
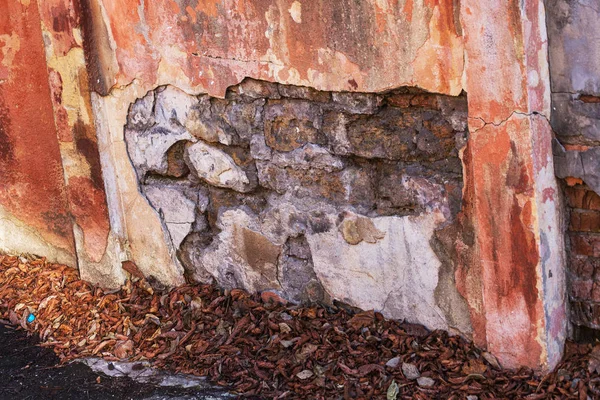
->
[{"left": 470, "top": 110, "right": 551, "bottom": 133}]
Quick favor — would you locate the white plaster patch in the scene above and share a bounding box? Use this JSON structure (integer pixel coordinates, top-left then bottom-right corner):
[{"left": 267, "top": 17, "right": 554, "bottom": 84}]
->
[
  {"left": 289, "top": 1, "right": 302, "bottom": 23},
  {"left": 307, "top": 212, "right": 449, "bottom": 330}
]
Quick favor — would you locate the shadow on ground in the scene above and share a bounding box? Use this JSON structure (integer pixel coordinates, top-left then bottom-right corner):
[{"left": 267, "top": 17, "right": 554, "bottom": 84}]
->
[{"left": 0, "top": 324, "right": 231, "bottom": 400}]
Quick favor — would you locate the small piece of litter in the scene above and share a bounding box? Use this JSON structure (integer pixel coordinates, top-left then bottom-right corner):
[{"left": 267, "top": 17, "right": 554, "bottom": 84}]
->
[{"left": 417, "top": 376, "right": 435, "bottom": 387}]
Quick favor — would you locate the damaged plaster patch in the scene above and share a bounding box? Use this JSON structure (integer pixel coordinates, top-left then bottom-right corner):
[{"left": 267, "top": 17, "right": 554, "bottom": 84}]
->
[{"left": 123, "top": 79, "right": 470, "bottom": 332}]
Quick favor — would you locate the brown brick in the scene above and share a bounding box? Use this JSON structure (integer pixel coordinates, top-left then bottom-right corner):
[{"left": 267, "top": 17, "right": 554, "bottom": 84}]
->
[
  {"left": 386, "top": 94, "right": 412, "bottom": 108},
  {"left": 569, "top": 233, "right": 600, "bottom": 257},
  {"left": 571, "top": 279, "right": 593, "bottom": 300},
  {"left": 570, "top": 209, "right": 600, "bottom": 232},
  {"left": 410, "top": 94, "right": 440, "bottom": 109}
]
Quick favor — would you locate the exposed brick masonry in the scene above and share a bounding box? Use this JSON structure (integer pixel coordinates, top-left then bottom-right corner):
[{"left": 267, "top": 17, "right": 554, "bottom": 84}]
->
[{"left": 565, "top": 184, "right": 600, "bottom": 329}]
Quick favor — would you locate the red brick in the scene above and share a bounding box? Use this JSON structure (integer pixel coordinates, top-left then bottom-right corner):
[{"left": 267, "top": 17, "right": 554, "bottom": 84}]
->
[
  {"left": 565, "top": 186, "right": 600, "bottom": 210},
  {"left": 564, "top": 186, "right": 586, "bottom": 208},
  {"left": 569, "top": 233, "right": 600, "bottom": 257},
  {"left": 569, "top": 254, "right": 595, "bottom": 279},
  {"left": 570, "top": 209, "right": 600, "bottom": 232},
  {"left": 571, "top": 279, "right": 593, "bottom": 300},
  {"left": 592, "top": 282, "right": 600, "bottom": 302},
  {"left": 583, "top": 191, "right": 600, "bottom": 211}
]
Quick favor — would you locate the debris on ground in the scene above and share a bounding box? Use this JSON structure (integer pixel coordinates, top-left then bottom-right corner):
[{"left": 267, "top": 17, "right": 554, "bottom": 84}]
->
[
  {"left": 0, "top": 322, "right": 229, "bottom": 399},
  {"left": 0, "top": 254, "right": 598, "bottom": 399}
]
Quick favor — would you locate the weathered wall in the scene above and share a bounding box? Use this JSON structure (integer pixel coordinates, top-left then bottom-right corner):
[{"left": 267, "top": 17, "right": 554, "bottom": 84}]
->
[
  {"left": 0, "top": 0, "right": 568, "bottom": 371},
  {"left": 547, "top": 0, "right": 600, "bottom": 334},
  {"left": 0, "top": 0, "right": 76, "bottom": 265},
  {"left": 124, "top": 81, "right": 471, "bottom": 334},
  {"left": 84, "top": 0, "right": 464, "bottom": 97}
]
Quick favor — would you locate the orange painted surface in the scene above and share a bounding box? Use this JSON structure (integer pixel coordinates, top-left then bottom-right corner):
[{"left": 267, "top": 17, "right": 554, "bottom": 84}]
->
[
  {"left": 469, "top": 120, "right": 544, "bottom": 367},
  {"left": 0, "top": 0, "right": 74, "bottom": 255},
  {"left": 460, "top": 0, "right": 564, "bottom": 369},
  {"left": 87, "top": 0, "right": 464, "bottom": 97}
]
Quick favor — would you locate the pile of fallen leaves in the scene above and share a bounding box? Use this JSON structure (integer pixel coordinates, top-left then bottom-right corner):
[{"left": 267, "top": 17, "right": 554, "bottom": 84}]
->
[{"left": 0, "top": 254, "right": 599, "bottom": 399}]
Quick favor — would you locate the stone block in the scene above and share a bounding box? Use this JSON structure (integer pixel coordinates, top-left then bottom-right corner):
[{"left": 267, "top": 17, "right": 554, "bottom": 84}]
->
[
  {"left": 256, "top": 162, "right": 347, "bottom": 204},
  {"left": 386, "top": 94, "right": 412, "bottom": 108},
  {"left": 154, "top": 85, "right": 197, "bottom": 127},
  {"left": 125, "top": 125, "right": 195, "bottom": 178},
  {"left": 238, "top": 78, "right": 281, "bottom": 99},
  {"left": 331, "top": 92, "right": 382, "bottom": 114},
  {"left": 270, "top": 144, "right": 343, "bottom": 172},
  {"left": 185, "top": 141, "right": 251, "bottom": 192},
  {"left": 223, "top": 100, "right": 265, "bottom": 142},
  {"left": 344, "top": 108, "right": 417, "bottom": 160},
  {"left": 279, "top": 235, "right": 324, "bottom": 303},
  {"left": 307, "top": 212, "right": 466, "bottom": 333},
  {"left": 126, "top": 91, "right": 156, "bottom": 131},
  {"left": 278, "top": 84, "right": 331, "bottom": 102},
  {"left": 409, "top": 94, "right": 440, "bottom": 109},
  {"left": 185, "top": 97, "right": 236, "bottom": 145},
  {"left": 547, "top": 0, "right": 600, "bottom": 96},
  {"left": 550, "top": 93, "right": 600, "bottom": 143},
  {"left": 165, "top": 141, "right": 190, "bottom": 178},
  {"left": 206, "top": 187, "right": 267, "bottom": 228},
  {"left": 264, "top": 100, "right": 324, "bottom": 152}
]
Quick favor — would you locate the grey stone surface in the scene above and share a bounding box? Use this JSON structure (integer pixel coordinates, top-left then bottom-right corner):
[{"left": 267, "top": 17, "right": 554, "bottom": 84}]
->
[
  {"left": 124, "top": 81, "right": 470, "bottom": 333},
  {"left": 185, "top": 141, "right": 251, "bottom": 192},
  {"left": 554, "top": 139, "right": 600, "bottom": 194},
  {"left": 547, "top": 0, "right": 600, "bottom": 96},
  {"left": 551, "top": 93, "right": 600, "bottom": 143}
]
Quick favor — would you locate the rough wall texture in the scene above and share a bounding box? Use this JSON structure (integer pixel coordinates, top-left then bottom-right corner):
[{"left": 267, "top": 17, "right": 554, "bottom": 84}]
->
[
  {"left": 547, "top": 0, "right": 600, "bottom": 334},
  {"left": 0, "top": 0, "right": 568, "bottom": 371},
  {"left": 124, "top": 81, "right": 471, "bottom": 334},
  {"left": 83, "top": 0, "right": 464, "bottom": 97},
  {"left": 0, "top": 0, "right": 76, "bottom": 265},
  {"left": 459, "top": 0, "right": 566, "bottom": 370}
]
